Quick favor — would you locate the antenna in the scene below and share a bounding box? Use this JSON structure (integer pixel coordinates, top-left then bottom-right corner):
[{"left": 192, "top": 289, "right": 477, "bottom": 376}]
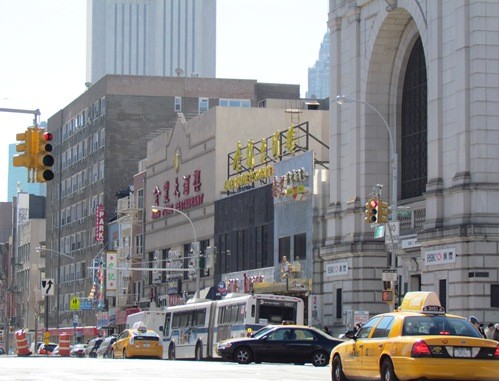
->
[{"left": 175, "top": 68, "right": 184, "bottom": 77}]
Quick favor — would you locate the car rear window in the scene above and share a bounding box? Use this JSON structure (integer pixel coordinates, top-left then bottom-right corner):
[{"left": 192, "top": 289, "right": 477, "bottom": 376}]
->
[
  {"left": 133, "top": 332, "right": 160, "bottom": 341},
  {"left": 402, "top": 316, "right": 482, "bottom": 337}
]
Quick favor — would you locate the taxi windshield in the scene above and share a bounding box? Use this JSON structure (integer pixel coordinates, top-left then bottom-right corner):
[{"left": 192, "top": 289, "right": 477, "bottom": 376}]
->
[{"left": 402, "top": 316, "right": 482, "bottom": 337}]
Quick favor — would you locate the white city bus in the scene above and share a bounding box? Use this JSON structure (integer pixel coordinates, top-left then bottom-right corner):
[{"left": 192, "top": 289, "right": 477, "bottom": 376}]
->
[{"left": 161, "top": 293, "right": 304, "bottom": 360}]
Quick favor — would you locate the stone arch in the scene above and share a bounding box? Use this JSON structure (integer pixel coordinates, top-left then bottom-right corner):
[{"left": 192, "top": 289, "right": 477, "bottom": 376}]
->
[{"left": 362, "top": 3, "right": 428, "bottom": 202}]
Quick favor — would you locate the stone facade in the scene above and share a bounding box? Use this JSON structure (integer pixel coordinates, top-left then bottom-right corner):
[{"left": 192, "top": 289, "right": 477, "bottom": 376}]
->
[{"left": 321, "top": 0, "right": 499, "bottom": 332}]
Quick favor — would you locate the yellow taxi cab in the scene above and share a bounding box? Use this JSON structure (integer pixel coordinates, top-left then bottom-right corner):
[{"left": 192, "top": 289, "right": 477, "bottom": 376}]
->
[
  {"left": 112, "top": 322, "right": 163, "bottom": 359},
  {"left": 330, "top": 291, "right": 499, "bottom": 381}
]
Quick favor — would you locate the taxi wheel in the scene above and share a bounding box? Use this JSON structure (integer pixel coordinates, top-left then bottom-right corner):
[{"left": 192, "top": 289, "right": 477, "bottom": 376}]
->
[
  {"left": 123, "top": 349, "right": 128, "bottom": 359},
  {"left": 381, "top": 358, "right": 399, "bottom": 381},
  {"left": 332, "top": 355, "right": 348, "bottom": 381},
  {"left": 312, "top": 350, "right": 329, "bottom": 367},
  {"left": 234, "top": 346, "right": 253, "bottom": 364},
  {"left": 169, "top": 345, "right": 176, "bottom": 360}
]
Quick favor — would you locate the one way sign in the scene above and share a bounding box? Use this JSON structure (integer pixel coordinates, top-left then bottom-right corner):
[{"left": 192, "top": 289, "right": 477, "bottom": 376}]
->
[{"left": 41, "top": 278, "right": 55, "bottom": 296}]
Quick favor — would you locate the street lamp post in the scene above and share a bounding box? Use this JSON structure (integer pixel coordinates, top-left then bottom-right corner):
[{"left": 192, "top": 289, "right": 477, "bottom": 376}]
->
[
  {"left": 151, "top": 206, "right": 200, "bottom": 299},
  {"left": 335, "top": 95, "right": 399, "bottom": 305},
  {"left": 335, "top": 95, "right": 398, "bottom": 223}
]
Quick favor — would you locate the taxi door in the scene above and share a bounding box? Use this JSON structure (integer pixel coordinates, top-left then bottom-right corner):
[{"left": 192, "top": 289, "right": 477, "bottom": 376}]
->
[
  {"left": 342, "top": 317, "right": 382, "bottom": 378},
  {"left": 361, "top": 316, "right": 395, "bottom": 378}
]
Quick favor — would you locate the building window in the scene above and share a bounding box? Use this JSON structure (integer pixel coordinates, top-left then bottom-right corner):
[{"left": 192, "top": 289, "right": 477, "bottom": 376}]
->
[
  {"left": 174, "top": 97, "right": 182, "bottom": 112},
  {"left": 219, "top": 99, "right": 251, "bottom": 108},
  {"left": 438, "top": 279, "right": 447, "bottom": 311},
  {"left": 401, "top": 37, "right": 427, "bottom": 199},
  {"left": 336, "top": 288, "right": 342, "bottom": 319},
  {"left": 278, "top": 236, "right": 290, "bottom": 264},
  {"left": 199, "top": 97, "right": 209, "bottom": 113},
  {"left": 491, "top": 284, "right": 499, "bottom": 308},
  {"left": 294, "top": 233, "right": 306, "bottom": 260}
]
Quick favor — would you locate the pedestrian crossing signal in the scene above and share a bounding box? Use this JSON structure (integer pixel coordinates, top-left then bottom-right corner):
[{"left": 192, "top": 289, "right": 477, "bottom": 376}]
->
[{"left": 382, "top": 289, "right": 393, "bottom": 302}]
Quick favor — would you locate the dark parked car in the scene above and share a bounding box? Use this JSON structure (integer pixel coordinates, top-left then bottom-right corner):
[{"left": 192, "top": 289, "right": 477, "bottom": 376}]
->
[
  {"left": 96, "top": 336, "right": 117, "bottom": 358},
  {"left": 84, "top": 337, "right": 104, "bottom": 358},
  {"left": 216, "top": 325, "right": 344, "bottom": 366}
]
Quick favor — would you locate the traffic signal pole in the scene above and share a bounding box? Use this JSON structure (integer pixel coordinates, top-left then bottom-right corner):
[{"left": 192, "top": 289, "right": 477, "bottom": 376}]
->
[{"left": 0, "top": 107, "right": 40, "bottom": 126}]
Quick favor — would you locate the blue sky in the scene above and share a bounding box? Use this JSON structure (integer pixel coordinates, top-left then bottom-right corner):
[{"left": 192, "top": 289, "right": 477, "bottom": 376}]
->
[{"left": 0, "top": 0, "right": 328, "bottom": 202}]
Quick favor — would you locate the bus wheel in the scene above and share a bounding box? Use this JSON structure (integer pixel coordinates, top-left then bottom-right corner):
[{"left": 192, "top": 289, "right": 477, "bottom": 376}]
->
[
  {"left": 169, "top": 344, "right": 176, "bottom": 360},
  {"left": 234, "top": 346, "right": 252, "bottom": 365},
  {"left": 195, "top": 343, "right": 202, "bottom": 361}
]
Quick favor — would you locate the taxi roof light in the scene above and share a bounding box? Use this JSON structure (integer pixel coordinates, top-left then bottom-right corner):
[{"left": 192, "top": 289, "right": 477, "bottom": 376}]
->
[{"left": 398, "top": 291, "right": 444, "bottom": 314}]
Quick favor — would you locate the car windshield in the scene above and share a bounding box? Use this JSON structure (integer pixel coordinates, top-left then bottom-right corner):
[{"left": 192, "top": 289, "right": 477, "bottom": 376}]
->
[
  {"left": 402, "top": 316, "right": 482, "bottom": 337},
  {"left": 252, "top": 326, "right": 276, "bottom": 339}
]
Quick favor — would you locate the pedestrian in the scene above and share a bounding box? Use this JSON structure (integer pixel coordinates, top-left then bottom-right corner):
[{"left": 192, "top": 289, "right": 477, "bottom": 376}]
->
[
  {"left": 323, "top": 326, "right": 330, "bottom": 335},
  {"left": 494, "top": 323, "right": 499, "bottom": 342},
  {"left": 469, "top": 316, "right": 486, "bottom": 338},
  {"left": 484, "top": 323, "right": 495, "bottom": 340}
]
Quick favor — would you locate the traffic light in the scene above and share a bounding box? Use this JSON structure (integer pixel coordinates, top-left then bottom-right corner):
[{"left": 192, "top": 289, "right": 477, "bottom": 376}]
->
[
  {"left": 12, "top": 128, "right": 33, "bottom": 169},
  {"left": 377, "top": 199, "right": 389, "bottom": 223},
  {"left": 364, "top": 197, "right": 379, "bottom": 224},
  {"left": 199, "top": 254, "right": 206, "bottom": 270},
  {"left": 34, "top": 130, "right": 54, "bottom": 182},
  {"left": 381, "top": 289, "right": 393, "bottom": 303}
]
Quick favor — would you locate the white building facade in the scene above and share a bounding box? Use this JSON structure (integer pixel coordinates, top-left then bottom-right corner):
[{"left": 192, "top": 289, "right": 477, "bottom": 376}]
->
[
  {"left": 86, "top": 0, "right": 216, "bottom": 84},
  {"left": 322, "top": 0, "right": 499, "bottom": 332}
]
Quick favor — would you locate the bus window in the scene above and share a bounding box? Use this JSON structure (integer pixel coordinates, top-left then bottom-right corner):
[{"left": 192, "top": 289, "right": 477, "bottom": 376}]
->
[
  {"left": 164, "top": 313, "right": 171, "bottom": 337},
  {"left": 223, "top": 307, "right": 231, "bottom": 325},
  {"left": 236, "top": 304, "right": 245, "bottom": 324},
  {"left": 172, "top": 313, "right": 181, "bottom": 329},
  {"left": 196, "top": 309, "right": 206, "bottom": 327}
]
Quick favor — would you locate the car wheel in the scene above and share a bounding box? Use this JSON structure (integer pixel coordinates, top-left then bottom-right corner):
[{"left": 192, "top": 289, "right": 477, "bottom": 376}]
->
[
  {"left": 169, "top": 345, "right": 176, "bottom": 360},
  {"left": 312, "top": 350, "right": 329, "bottom": 367},
  {"left": 123, "top": 349, "right": 127, "bottom": 359},
  {"left": 234, "top": 346, "right": 252, "bottom": 365},
  {"left": 195, "top": 343, "right": 202, "bottom": 361},
  {"left": 332, "top": 355, "right": 348, "bottom": 381},
  {"left": 381, "top": 358, "right": 399, "bottom": 381}
]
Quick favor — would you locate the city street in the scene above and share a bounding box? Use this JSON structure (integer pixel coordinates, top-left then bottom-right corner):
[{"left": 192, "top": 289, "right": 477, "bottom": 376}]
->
[{"left": 0, "top": 356, "right": 329, "bottom": 381}]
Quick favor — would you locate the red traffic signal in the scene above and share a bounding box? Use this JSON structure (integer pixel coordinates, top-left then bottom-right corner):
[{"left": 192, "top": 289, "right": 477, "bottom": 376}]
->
[
  {"left": 364, "top": 197, "right": 379, "bottom": 224},
  {"left": 34, "top": 129, "right": 54, "bottom": 182}
]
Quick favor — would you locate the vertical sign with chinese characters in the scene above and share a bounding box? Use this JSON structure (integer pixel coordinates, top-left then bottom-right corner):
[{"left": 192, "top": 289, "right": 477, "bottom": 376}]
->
[
  {"left": 106, "top": 251, "right": 117, "bottom": 292},
  {"left": 95, "top": 204, "right": 105, "bottom": 242}
]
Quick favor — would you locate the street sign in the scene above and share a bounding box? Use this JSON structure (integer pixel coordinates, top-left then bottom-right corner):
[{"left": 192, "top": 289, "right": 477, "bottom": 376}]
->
[
  {"left": 43, "top": 331, "right": 50, "bottom": 345},
  {"left": 41, "top": 278, "right": 55, "bottom": 296},
  {"left": 374, "top": 225, "right": 385, "bottom": 239},
  {"left": 70, "top": 296, "right": 80, "bottom": 311},
  {"left": 385, "top": 221, "right": 400, "bottom": 244},
  {"left": 382, "top": 269, "right": 398, "bottom": 282}
]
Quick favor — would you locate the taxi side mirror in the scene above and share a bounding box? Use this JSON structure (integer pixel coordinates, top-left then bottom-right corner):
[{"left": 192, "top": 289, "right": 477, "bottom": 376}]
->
[{"left": 345, "top": 330, "right": 357, "bottom": 340}]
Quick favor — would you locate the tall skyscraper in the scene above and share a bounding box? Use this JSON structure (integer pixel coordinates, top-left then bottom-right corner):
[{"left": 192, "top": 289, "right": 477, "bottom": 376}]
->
[
  {"left": 86, "top": 0, "right": 216, "bottom": 85},
  {"left": 306, "top": 32, "right": 329, "bottom": 99},
  {"left": 7, "top": 144, "right": 45, "bottom": 201}
]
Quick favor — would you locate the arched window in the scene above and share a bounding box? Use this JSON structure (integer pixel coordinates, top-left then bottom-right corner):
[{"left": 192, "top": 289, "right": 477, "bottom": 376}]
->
[{"left": 401, "top": 37, "right": 427, "bottom": 200}]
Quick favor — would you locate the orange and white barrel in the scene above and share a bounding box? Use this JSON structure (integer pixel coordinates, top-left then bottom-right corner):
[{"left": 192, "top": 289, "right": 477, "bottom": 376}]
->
[
  {"left": 15, "top": 329, "right": 31, "bottom": 356},
  {"left": 58, "top": 332, "right": 71, "bottom": 356}
]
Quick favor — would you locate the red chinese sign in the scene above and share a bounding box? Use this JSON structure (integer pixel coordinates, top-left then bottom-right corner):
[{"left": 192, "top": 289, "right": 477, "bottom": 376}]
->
[
  {"left": 95, "top": 204, "right": 105, "bottom": 242},
  {"left": 152, "top": 169, "right": 204, "bottom": 219}
]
